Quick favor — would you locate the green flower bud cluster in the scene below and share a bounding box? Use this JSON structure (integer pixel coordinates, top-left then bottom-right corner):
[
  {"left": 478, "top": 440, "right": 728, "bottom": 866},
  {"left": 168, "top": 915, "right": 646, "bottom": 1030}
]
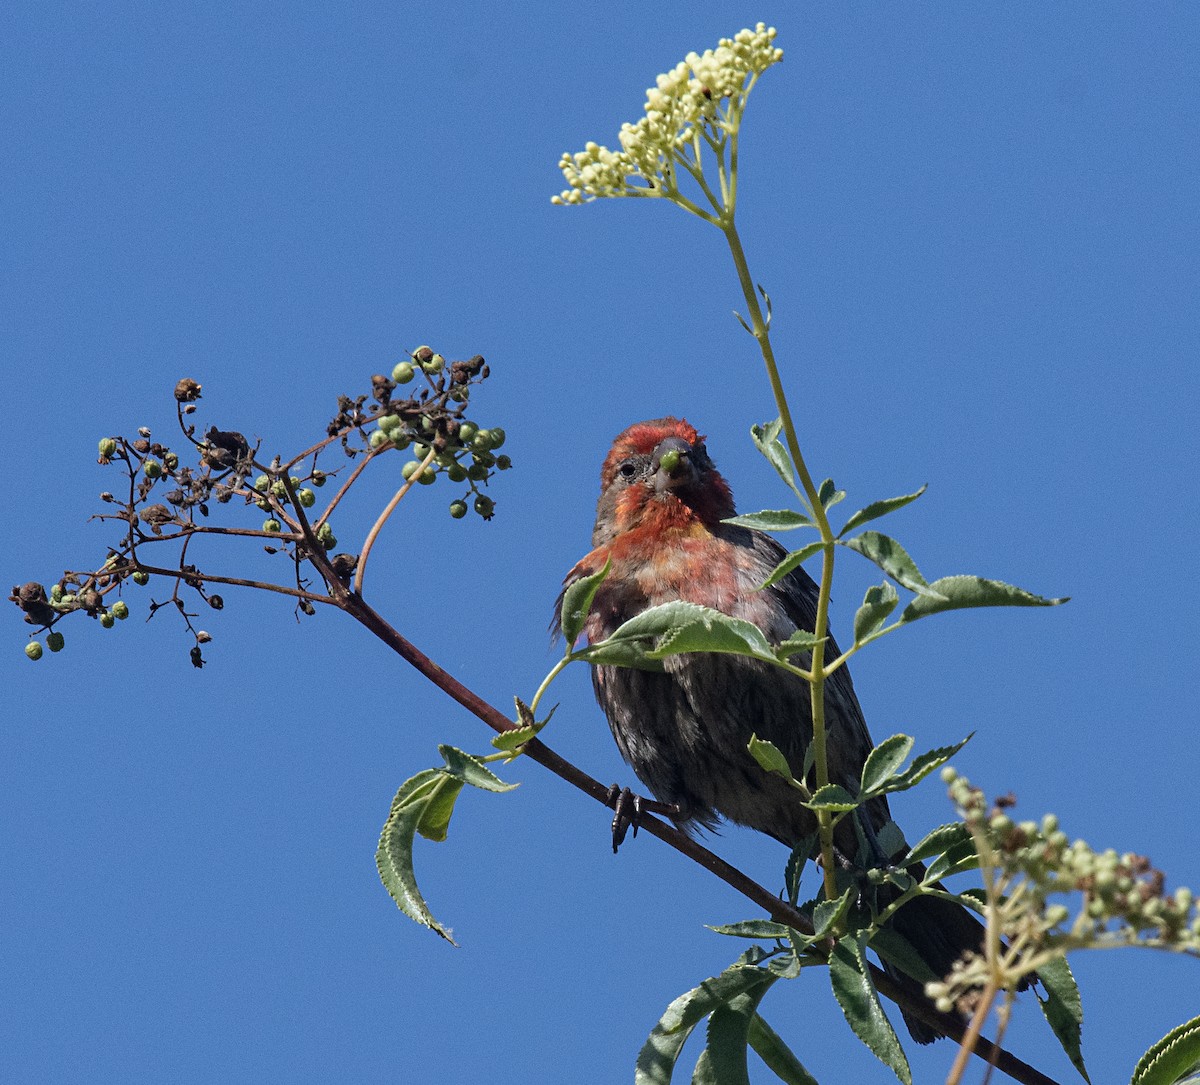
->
[{"left": 925, "top": 769, "right": 1200, "bottom": 1010}]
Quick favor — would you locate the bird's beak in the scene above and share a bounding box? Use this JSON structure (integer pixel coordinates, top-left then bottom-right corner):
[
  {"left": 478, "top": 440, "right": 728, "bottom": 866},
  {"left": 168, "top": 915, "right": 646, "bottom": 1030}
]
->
[{"left": 652, "top": 436, "right": 698, "bottom": 494}]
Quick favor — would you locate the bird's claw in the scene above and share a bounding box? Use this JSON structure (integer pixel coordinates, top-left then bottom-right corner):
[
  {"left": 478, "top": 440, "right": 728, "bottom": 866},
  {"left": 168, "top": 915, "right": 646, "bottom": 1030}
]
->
[{"left": 606, "top": 785, "right": 643, "bottom": 853}]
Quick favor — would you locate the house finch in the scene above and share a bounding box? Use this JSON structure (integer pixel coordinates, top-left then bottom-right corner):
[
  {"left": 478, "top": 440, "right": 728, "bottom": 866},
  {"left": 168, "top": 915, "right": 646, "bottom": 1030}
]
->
[{"left": 560, "top": 417, "right": 987, "bottom": 1043}]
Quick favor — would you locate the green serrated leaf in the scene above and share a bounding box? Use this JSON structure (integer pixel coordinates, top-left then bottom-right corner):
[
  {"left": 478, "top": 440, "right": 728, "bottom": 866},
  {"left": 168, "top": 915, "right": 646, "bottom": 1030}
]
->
[
  {"left": 748, "top": 735, "right": 797, "bottom": 783},
  {"left": 882, "top": 734, "right": 973, "bottom": 795},
  {"left": 860, "top": 734, "right": 916, "bottom": 796},
  {"left": 722, "top": 509, "right": 813, "bottom": 532},
  {"left": 579, "top": 601, "right": 782, "bottom": 672},
  {"left": 817, "top": 478, "right": 846, "bottom": 510},
  {"left": 853, "top": 581, "right": 899, "bottom": 646},
  {"left": 1036, "top": 956, "right": 1090, "bottom": 1083},
  {"left": 1132, "top": 1014, "right": 1200, "bottom": 1085},
  {"left": 760, "top": 542, "right": 826, "bottom": 591},
  {"left": 774, "top": 629, "right": 824, "bottom": 662},
  {"left": 384, "top": 768, "right": 444, "bottom": 810},
  {"left": 806, "top": 784, "right": 860, "bottom": 812},
  {"left": 841, "top": 531, "right": 938, "bottom": 596},
  {"left": 708, "top": 919, "right": 795, "bottom": 940},
  {"left": 924, "top": 837, "right": 982, "bottom": 883},
  {"left": 491, "top": 723, "right": 539, "bottom": 752},
  {"left": 636, "top": 965, "right": 776, "bottom": 1085},
  {"left": 875, "top": 820, "right": 907, "bottom": 863},
  {"left": 559, "top": 558, "right": 611, "bottom": 647},
  {"left": 748, "top": 1014, "right": 820, "bottom": 1085},
  {"left": 576, "top": 601, "right": 776, "bottom": 671},
  {"left": 415, "top": 774, "right": 464, "bottom": 842},
  {"left": 701, "top": 983, "right": 778, "bottom": 1085},
  {"left": 868, "top": 927, "right": 939, "bottom": 986},
  {"left": 904, "top": 822, "right": 972, "bottom": 865},
  {"left": 812, "top": 887, "right": 854, "bottom": 939},
  {"left": 438, "top": 745, "right": 519, "bottom": 793},
  {"left": 785, "top": 838, "right": 815, "bottom": 905},
  {"left": 751, "top": 420, "right": 804, "bottom": 501},
  {"left": 829, "top": 935, "right": 911, "bottom": 1084},
  {"left": 376, "top": 790, "right": 457, "bottom": 944},
  {"left": 899, "top": 575, "right": 1068, "bottom": 624},
  {"left": 838, "top": 486, "right": 927, "bottom": 538}
]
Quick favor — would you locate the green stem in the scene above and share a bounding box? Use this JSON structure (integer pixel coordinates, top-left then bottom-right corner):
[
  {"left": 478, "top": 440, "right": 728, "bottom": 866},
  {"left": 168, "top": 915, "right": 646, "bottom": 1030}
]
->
[
  {"left": 721, "top": 218, "right": 840, "bottom": 904},
  {"left": 529, "top": 656, "right": 572, "bottom": 718}
]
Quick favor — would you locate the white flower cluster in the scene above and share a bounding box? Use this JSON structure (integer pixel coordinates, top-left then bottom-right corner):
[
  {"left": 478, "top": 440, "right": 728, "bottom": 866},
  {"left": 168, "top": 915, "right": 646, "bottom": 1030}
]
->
[{"left": 553, "top": 24, "right": 782, "bottom": 205}]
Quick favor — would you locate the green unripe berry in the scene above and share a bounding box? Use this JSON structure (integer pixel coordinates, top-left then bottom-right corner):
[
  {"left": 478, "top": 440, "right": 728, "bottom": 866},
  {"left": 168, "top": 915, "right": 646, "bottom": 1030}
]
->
[
  {"left": 47, "top": 631, "right": 65, "bottom": 652},
  {"left": 271, "top": 480, "right": 289, "bottom": 499},
  {"left": 446, "top": 463, "right": 468, "bottom": 482},
  {"left": 369, "top": 429, "right": 390, "bottom": 450},
  {"left": 412, "top": 442, "right": 431, "bottom": 459},
  {"left": 495, "top": 455, "right": 512, "bottom": 470},
  {"left": 392, "top": 432, "right": 411, "bottom": 450},
  {"left": 297, "top": 488, "right": 316, "bottom": 508},
  {"left": 449, "top": 500, "right": 468, "bottom": 519},
  {"left": 164, "top": 452, "right": 179, "bottom": 471},
  {"left": 457, "top": 422, "right": 477, "bottom": 443},
  {"left": 417, "top": 467, "right": 436, "bottom": 485},
  {"left": 392, "top": 361, "right": 415, "bottom": 384},
  {"left": 401, "top": 460, "right": 422, "bottom": 481},
  {"left": 132, "top": 571, "right": 150, "bottom": 585},
  {"left": 256, "top": 498, "right": 271, "bottom": 511},
  {"left": 311, "top": 470, "right": 327, "bottom": 487},
  {"left": 100, "top": 612, "right": 115, "bottom": 628},
  {"left": 111, "top": 601, "right": 129, "bottom": 620},
  {"left": 25, "top": 641, "right": 43, "bottom": 661},
  {"left": 50, "top": 584, "right": 63, "bottom": 603},
  {"left": 254, "top": 475, "right": 270, "bottom": 492},
  {"left": 99, "top": 437, "right": 117, "bottom": 458},
  {"left": 289, "top": 477, "right": 300, "bottom": 488},
  {"left": 422, "top": 355, "right": 444, "bottom": 374},
  {"left": 263, "top": 518, "right": 282, "bottom": 533},
  {"left": 435, "top": 451, "right": 458, "bottom": 467},
  {"left": 473, "top": 495, "right": 495, "bottom": 519},
  {"left": 657, "top": 448, "right": 681, "bottom": 474},
  {"left": 471, "top": 431, "right": 492, "bottom": 453},
  {"left": 316, "top": 522, "right": 336, "bottom": 549},
  {"left": 487, "top": 427, "right": 506, "bottom": 449},
  {"left": 467, "top": 463, "right": 488, "bottom": 481},
  {"left": 144, "top": 459, "right": 162, "bottom": 479},
  {"left": 471, "top": 450, "right": 495, "bottom": 468},
  {"left": 378, "top": 413, "right": 401, "bottom": 435},
  {"left": 59, "top": 593, "right": 77, "bottom": 607}
]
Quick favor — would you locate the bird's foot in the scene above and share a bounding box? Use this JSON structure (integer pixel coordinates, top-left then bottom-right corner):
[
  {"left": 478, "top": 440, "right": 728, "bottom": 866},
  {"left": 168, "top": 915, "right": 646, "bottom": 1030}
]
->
[{"left": 604, "top": 785, "right": 681, "bottom": 853}]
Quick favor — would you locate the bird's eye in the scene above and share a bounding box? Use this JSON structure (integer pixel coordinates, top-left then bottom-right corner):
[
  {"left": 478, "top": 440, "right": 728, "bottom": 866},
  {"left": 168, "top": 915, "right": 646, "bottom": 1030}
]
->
[{"left": 618, "top": 460, "right": 638, "bottom": 479}]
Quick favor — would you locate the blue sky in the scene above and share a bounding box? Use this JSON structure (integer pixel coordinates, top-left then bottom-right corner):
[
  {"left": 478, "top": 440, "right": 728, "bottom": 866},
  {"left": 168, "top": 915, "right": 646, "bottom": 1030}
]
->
[{"left": 4, "top": 4, "right": 1198, "bottom": 1083}]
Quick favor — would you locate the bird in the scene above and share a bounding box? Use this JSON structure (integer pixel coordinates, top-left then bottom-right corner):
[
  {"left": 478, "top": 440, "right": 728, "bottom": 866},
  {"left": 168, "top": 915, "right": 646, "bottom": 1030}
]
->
[{"left": 559, "top": 416, "right": 986, "bottom": 1043}]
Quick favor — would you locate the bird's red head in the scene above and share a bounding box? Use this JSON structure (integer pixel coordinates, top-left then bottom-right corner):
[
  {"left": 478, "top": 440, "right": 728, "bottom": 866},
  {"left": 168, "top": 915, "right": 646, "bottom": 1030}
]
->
[{"left": 592, "top": 417, "right": 735, "bottom": 546}]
